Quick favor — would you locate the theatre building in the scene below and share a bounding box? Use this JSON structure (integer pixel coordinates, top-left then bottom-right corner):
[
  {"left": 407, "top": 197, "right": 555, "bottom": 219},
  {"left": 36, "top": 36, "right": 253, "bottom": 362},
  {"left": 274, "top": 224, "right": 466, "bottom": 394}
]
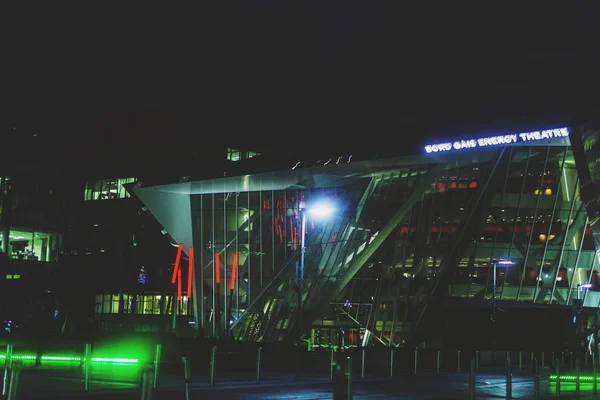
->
[{"left": 123, "top": 126, "right": 600, "bottom": 349}]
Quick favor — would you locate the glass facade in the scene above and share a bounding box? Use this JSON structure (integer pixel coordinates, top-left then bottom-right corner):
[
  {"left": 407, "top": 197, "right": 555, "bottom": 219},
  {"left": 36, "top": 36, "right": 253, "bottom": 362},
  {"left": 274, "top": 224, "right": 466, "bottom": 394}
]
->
[
  {"left": 226, "top": 148, "right": 260, "bottom": 162},
  {"left": 136, "top": 135, "right": 600, "bottom": 346},
  {"left": 0, "top": 227, "right": 59, "bottom": 262},
  {"left": 84, "top": 177, "right": 136, "bottom": 200},
  {"left": 94, "top": 293, "right": 189, "bottom": 316}
]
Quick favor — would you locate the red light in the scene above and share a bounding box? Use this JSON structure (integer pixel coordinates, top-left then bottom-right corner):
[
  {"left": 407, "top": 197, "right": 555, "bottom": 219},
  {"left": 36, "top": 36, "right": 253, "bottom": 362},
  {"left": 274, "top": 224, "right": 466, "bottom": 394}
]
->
[
  {"left": 187, "top": 246, "right": 194, "bottom": 297},
  {"left": 215, "top": 252, "right": 221, "bottom": 284},
  {"left": 171, "top": 244, "right": 183, "bottom": 284},
  {"left": 230, "top": 253, "right": 237, "bottom": 291}
]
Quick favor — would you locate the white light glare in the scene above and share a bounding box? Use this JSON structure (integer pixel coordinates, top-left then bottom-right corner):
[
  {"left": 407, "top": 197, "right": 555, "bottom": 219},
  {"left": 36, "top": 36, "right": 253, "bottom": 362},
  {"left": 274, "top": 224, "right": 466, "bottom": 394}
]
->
[
  {"left": 308, "top": 201, "right": 335, "bottom": 219},
  {"left": 497, "top": 260, "right": 514, "bottom": 265}
]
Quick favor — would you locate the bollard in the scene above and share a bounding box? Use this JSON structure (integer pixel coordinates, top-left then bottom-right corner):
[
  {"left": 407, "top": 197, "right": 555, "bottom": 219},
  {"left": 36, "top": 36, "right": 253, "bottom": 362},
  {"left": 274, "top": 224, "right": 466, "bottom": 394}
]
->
[
  {"left": 551, "top": 352, "right": 555, "bottom": 367},
  {"left": 533, "top": 358, "right": 540, "bottom": 400},
  {"left": 413, "top": 349, "right": 418, "bottom": 376},
  {"left": 541, "top": 352, "right": 545, "bottom": 367},
  {"left": 2, "top": 344, "right": 13, "bottom": 396},
  {"left": 256, "top": 347, "right": 262, "bottom": 384},
  {"left": 593, "top": 353, "right": 598, "bottom": 394},
  {"left": 561, "top": 351, "right": 564, "bottom": 368},
  {"left": 475, "top": 351, "right": 479, "bottom": 373},
  {"left": 6, "top": 362, "right": 20, "bottom": 400},
  {"left": 518, "top": 352, "right": 522, "bottom": 370},
  {"left": 457, "top": 350, "right": 461, "bottom": 374},
  {"left": 576, "top": 358, "right": 581, "bottom": 397},
  {"left": 182, "top": 356, "right": 191, "bottom": 400},
  {"left": 153, "top": 344, "right": 161, "bottom": 389},
  {"left": 469, "top": 359, "right": 476, "bottom": 400},
  {"left": 555, "top": 360, "right": 561, "bottom": 396},
  {"left": 330, "top": 348, "right": 335, "bottom": 381},
  {"left": 347, "top": 357, "right": 353, "bottom": 400},
  {"left": 361, "top": 348, "right": 365, "bottom": 379},
  {"left": 436, "top": 350, "right": 441, "bottom": 375},
  {"left": 506, "top": 356, "right": 512, "bottom": 400},
  {"left": 141, "top": 364, "right": 154, "bottom": 400},
  {"left": 84, "top": 343, "right": 92, "bottom": 391},
  {"left": 530, "top": 352, "right": 534, "bottom": 368},
  {"left": 390, "top": 350, "right": 394, "bottom": 377},
  {"left": 586, "top": 352, "right": 589, "bottom": 368},
  {"left": 209, "top": 346, "right": 217, "bottom": 387}
]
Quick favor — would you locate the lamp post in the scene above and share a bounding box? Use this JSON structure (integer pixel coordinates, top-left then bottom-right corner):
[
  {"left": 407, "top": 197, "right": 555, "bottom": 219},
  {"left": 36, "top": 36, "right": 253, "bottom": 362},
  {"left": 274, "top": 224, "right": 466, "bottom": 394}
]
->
[
  {"left": 297, "top": 201, "right": 335, "bottom": 342},
  {"left": 492, "top": 259, "right": 513, "bottom": 360}
]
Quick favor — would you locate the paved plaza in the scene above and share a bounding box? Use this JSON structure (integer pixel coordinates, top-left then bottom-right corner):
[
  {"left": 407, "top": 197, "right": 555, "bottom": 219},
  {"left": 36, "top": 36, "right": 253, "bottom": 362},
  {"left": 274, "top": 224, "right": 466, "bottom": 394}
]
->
[{"left": 12, "top": 369, "right": 600, "bottom": 399}]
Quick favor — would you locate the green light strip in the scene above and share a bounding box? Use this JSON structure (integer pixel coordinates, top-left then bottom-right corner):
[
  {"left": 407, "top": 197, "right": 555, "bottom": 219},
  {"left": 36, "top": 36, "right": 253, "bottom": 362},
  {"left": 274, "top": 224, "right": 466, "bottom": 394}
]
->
[
  {"left": 0, "top": 354, "right": 138, "bottom": 364},
  {"left": 549, "top": 375, "right": 599, "bottom": 382}
]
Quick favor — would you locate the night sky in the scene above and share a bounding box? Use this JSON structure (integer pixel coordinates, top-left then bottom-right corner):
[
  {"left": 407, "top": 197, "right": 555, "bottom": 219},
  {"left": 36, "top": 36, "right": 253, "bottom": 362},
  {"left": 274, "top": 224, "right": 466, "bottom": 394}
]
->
[{"left": 4, "top": 3, "right": 600, "bottom": 169}]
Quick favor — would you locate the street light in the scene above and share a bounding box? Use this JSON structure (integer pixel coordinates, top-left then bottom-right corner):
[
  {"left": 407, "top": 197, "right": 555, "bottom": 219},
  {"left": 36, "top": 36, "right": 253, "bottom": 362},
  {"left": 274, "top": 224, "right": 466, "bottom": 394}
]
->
[
  {"left": 491, "top": 259, "right": 513, "bottom": 360},
  {"left": 297, "top": 200, "right": 336, "bottom": 343}
]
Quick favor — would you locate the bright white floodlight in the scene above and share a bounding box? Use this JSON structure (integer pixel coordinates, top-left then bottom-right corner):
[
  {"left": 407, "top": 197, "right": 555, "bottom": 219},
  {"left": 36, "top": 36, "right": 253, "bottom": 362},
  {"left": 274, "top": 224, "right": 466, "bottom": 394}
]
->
[
  {"left": 307, "top": 201, "right": 335, "bottom": 219},
  {"left": 497, "top": 260, "right": 514, "bottom": 266}
]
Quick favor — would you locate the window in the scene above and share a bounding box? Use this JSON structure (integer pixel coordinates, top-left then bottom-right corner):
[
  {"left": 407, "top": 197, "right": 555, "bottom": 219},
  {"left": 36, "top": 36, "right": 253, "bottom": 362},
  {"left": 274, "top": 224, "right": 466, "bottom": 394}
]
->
[
  {"left": 2, "top": 228, "right": 59, "bottom": 262},
  {"left": 227, "top": 148, "right": 261, "bottom": 162},
  {"left": 227, "top": 148, "right": 241, "bottom": 162},
  {"left": 84, "top": 177, "right": 137, "bottom": 200}
]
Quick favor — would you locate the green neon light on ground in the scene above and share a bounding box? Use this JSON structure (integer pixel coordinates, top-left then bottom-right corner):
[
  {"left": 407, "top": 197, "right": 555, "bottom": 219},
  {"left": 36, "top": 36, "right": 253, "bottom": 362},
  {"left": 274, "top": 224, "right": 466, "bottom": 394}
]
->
[
  {"left": 0, "top": 354, "right": 138, "bottom": 364},
  {"left": 549, "top": 375, "right": 599, "bottom": 382}
]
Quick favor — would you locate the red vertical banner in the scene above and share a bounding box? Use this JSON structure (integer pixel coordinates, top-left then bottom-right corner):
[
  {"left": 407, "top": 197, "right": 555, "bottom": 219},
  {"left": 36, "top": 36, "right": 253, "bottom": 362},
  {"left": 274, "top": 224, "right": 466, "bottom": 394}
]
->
[
  {"left": 177, "top": 268, "right": 182, "bottom": 300},
  {"left": 215, "top": 252, "right": 221, "bottom": 283},
  {"left": 187, "top": 246, "right": 194, "bottom": 297},
  {"left": 171, "top": 244, "right": 183, "bottom": 284},
  {"left": 230, "top": 253, "right": 238, "bottom": 291}
]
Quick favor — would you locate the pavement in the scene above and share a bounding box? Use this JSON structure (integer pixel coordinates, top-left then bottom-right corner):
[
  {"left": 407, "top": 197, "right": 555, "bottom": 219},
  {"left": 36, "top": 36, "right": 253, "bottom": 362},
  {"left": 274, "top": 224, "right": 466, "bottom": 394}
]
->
[{"left": 12, "top": 369, "right": 600, "bottom": 399}]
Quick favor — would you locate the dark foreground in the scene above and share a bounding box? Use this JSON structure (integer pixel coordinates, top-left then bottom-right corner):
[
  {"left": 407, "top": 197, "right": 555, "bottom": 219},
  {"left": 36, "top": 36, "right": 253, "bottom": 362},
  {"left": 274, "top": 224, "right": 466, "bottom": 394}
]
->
[{"left": 11, "top": 369, "right": 600, "bottom": 400}]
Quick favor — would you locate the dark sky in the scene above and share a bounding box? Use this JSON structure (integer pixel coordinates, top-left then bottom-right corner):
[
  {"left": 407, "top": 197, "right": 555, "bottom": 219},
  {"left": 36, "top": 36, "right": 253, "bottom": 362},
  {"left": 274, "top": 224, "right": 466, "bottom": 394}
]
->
[{"left": 4, "top": 3, "right": 600, "bottom": 166}]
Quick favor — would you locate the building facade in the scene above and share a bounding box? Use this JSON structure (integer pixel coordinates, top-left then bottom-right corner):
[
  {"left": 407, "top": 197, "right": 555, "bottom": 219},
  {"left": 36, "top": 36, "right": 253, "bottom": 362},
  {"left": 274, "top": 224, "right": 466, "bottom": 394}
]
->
[{"left": 133, "top": 126, "right": 600, "bottom": 349}]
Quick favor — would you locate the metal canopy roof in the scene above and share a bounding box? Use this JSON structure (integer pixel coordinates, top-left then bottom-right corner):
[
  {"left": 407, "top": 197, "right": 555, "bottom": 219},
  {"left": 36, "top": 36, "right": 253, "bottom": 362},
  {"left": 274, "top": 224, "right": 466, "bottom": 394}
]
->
[{"left": 133, "top": 149, "right": 505, "bottom": 195}]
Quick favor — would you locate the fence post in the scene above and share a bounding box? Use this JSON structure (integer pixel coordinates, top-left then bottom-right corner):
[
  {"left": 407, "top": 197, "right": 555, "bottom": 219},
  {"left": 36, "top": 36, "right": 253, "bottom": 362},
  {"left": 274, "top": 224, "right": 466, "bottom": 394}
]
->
[
  {"left": 84, "top": 343, "right": 92, "bottom": 392},
  {"left": 530, "top": 352, "right": 534, "bottom": 368},
  {"left": 506, "top": 356, "right": 512, "bottom": 400},
  {"left": 457, "top": 350, "right": 461, "bottom": 374},
  {"left": 561, "top": 351, "right": 564, "bottom": 368},
  {"left": 541, "top": 352, "right": 545, "bottom": 367},
  {"left": 576, "top": 358, "right": 580, "bottom": 397},
  {"left": 347, "top": 357, "right": 353, "bottom": 400},
  {"left": 475, "top": 351, "right": 479, "bottom": 373},
  {"left": 256, "top": 347, "right": 262, "bottom": 384},
  {"left": 2, "top": 344, "right": 13, "bottom": 396},
  {"left": 555, "top": 360, "right": 561, "bottom": 396},
  {"left": 413, "top": 349, "right": 418, "bottom": 376},
  {"left": 182, "top": 356, "right": 191, "bottom": 400},
  {"left": 330, "top": 348, "right": 335, "bottom": 381},
  {"left": 533, "top": 358, "right": 540, "bottom": 400},
  {"left": 551, "top": 352, "right": 555, "bottom": 367},
  {"left": 518, "top": 352, "right": 522, "bottom": 370},
  {"left": 390, "top": 350, "right": 394, "bottom": 377},
  {"left": 361, "top": 348, "right": 365, "bottom": 379},
  {"left": 209, "top": 346, "right": 217, "bottom": 387},
  {"left": 469, "top": 359, "right": 476, "bottom": 400},
  {"left": 436, "top": 350, "right": 441, "bottom": 375},
  {"left": 6, "top": 362, "right": 21, "bottom": 400},
  {"left": 153, "top": 344, "right": 161, "bottom": 389},
  {"left": 594, "top": 352, "right": 598, "bottom": 394},
  {"left": 141, "top": 364, "right": 154, "bottom": 400}
]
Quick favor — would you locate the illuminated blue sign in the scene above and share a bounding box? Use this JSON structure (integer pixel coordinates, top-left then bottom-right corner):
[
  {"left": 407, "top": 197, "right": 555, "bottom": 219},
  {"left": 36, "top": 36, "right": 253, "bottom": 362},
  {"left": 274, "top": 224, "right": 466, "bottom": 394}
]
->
[{"left": 424, "top": 127, "right": 569, "bottom": 154}]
